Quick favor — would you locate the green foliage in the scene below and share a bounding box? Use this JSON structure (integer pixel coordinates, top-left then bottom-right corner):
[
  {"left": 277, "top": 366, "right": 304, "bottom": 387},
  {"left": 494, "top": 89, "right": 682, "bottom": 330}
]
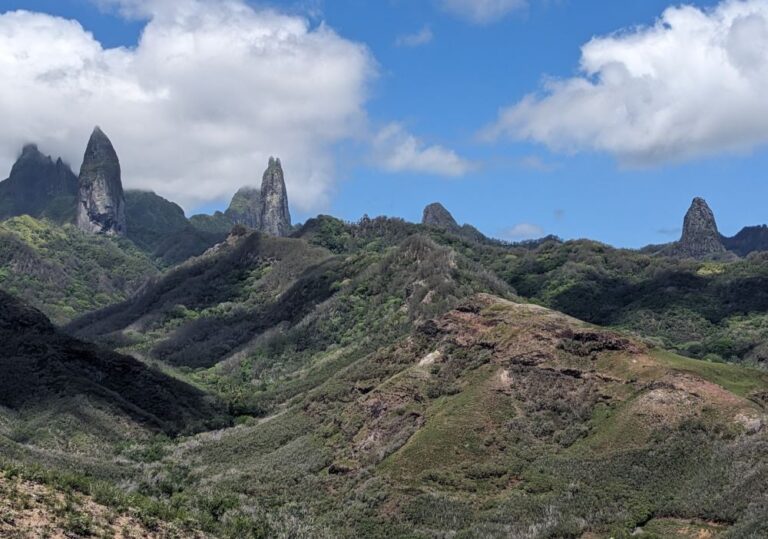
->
[
  {"left": 124, "top": 189, "right": 189, "bottom": 251},
  {"left": 0, "top": 215, "right": 158, "bottom": 323}
]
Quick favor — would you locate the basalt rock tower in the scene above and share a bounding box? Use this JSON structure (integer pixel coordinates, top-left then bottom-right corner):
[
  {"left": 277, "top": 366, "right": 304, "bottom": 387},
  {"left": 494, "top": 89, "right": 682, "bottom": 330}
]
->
[
  {"left": 257, "top": 157, "right": 291, "bottom": 237},
  {"left": 422, "top": 202, "right": 460, "bottom": 230},
  {"left": 670, "top": 197, "right": 726, "bottom": 258},
  {"left": 76, "top": 127, "right": 126, "bottom": 236}
]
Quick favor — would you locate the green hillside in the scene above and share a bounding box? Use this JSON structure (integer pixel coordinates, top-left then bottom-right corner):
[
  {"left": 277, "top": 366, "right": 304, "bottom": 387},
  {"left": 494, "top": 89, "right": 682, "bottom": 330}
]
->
[
  {"left": 0, "top": 216, "right": 158, "bottom": 323},
  {"left": 142, "top": 294, "right": 768, "bottom": 537},
  {"left": 15, "top": 293, "right": 765, "bottom": 537}
]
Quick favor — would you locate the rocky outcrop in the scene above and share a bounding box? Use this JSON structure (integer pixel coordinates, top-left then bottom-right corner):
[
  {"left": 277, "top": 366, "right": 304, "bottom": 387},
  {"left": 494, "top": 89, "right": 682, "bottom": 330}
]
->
[
  {"left": 76, "top": 127, "right": 127, "bottom": 236},
  {"left": 0, "top": 144, "right": 78, "bottom": 221},
  {"left": 673, "top": 197, "right": 726, "bottom": 258},
  {"left": 226, "top": 187, "right": 261, "bottom": 229},
  {"left": 257, "top": 157, "right": 291, "bottom": 236},
  {"left": 422, "top": 202, "right": 460, "bottom": 230}
]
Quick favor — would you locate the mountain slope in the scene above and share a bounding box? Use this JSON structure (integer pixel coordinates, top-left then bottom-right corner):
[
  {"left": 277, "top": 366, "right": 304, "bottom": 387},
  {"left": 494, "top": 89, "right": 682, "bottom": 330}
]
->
[
  {"left": 149, "top": 293, "right": 768, "bottom": 538},
  {"left": 723, "top": 225, "right": 768, "bottom": 257},
  {"left": 68, "top": 230, "right": 512, "bottom": 411},
  {"left": 124, "top": 189, "right": 189, "bottom": 251},
  {"left": 0, "top": 290, "right": 228, "bottom": 441}
]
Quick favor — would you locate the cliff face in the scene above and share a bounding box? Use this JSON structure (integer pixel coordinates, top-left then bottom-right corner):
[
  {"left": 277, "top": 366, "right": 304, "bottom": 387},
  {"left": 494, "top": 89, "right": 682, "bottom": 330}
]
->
[
  {"left": 76, "top": 127, "right": 127, "bottom": 236},
  {"left": 0, "top": 144, "right": 78, "bottom": 222},
  {"left": 226, "top": 186, "right": 261, "bottom": 229},
  {"left": 422, "top": 202, "right": 460, "bottom": 230},
  {"left": 257, "top": 157, "right": 291, "bottom": 236}
]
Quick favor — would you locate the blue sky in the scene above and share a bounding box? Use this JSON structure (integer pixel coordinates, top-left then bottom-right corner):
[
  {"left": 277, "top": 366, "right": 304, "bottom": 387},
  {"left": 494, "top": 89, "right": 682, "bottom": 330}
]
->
[{"left": 2, "top": 0, "right": 767, "bottom": 247}]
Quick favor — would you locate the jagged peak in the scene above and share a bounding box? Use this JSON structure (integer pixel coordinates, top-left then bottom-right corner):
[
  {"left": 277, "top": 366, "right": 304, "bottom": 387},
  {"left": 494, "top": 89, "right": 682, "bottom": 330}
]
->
[
  {"left": 422, "top": 202, "right": 459, "bottom": 229},
  {"left": 258, "top": 156, "right": 291, "bottom": 236},
  {"left": 267, "top": 156, "right": 282, "bottom": 169},
  {"left": 682, "top": 197, "right": 720, "bottom": 237},
  {"left": 86, "top": 126, "right": 114, "bottom": 149}
]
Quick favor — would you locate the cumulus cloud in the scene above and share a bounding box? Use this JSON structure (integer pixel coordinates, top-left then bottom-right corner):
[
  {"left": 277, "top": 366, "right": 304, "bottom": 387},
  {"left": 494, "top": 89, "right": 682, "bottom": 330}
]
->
[
  {"left": 502, "top": 222, "right": 544, "bottom": 240},
  {"left": 439, "top": 0, "right": 527, "bottom": 24},
  {"left": 396, "top": 25, "right": 434, "bottom": 47},
  {"left": 486, "top": 0, "right": 768, "bottom": 165},
  {"left": 372, "top": 123, "right": 473, "bottom": 177},
  {"left": 0, "top": 0, "right": 374, "bottom": 212}
]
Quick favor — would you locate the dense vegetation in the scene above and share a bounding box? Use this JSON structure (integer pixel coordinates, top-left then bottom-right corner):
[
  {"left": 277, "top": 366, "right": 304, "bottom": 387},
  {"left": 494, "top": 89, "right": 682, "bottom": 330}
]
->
[
  {"left": 124, "top": 190, "right": 189, "bottom": 251},
  {"left": 297, "top": 215, "right": 768, "bottom": 365},
  {"left": 0, "top": 216, "right": 158, "bottom": 323},
  {"left": 69, "top": 229, "right": 510, "bottom": 414}
]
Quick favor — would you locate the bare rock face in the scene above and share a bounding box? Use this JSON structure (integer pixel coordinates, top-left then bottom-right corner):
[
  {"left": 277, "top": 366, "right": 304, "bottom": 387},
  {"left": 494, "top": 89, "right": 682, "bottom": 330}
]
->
[
  {"left": 257, "top": 157, "right": 291, "bottom": 236},
  {"left": 76, "top": 127, "right": 127, "bottom": 236},
  {"left": 225, "top": 187, "right": 261, "bottom": 229},
  {"left": 672, "top": 197, "right": 726, "bottom": 258},
  {"left": 422, "top": 202, "right": 459, "bottom": 230}
]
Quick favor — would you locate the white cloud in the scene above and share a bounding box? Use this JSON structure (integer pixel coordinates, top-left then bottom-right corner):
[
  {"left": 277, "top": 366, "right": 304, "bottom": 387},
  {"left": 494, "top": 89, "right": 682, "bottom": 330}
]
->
[
  {"left": 0, "top": 1, "right": 374, "bottom": 212},
  {"left": 518, "top": 154, "right": 558, "bottom": 172},
  {"left": 395, "top": 25, "right": 434, "bottom": 47},
  {"left": 485, "top": 0, "right": 768, "bottom": 166},
  {"left": 372, "top": 123, "right": 473, "bottom": 177},
  {"left": 502, "top": 222, "right": 544, "bottom": 240},
  {"left": 439, "top": 0, "right": 527, "bottom": 24}
]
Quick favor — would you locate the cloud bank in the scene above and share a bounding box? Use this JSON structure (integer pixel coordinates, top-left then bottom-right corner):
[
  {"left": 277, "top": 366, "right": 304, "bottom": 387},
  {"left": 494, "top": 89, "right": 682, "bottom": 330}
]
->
[
  {"left": 486, "top": 0, "right": 768, "bottom": 165},
  {"left": 0, "top": 0, "right": 374, "bottom": 212}
]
